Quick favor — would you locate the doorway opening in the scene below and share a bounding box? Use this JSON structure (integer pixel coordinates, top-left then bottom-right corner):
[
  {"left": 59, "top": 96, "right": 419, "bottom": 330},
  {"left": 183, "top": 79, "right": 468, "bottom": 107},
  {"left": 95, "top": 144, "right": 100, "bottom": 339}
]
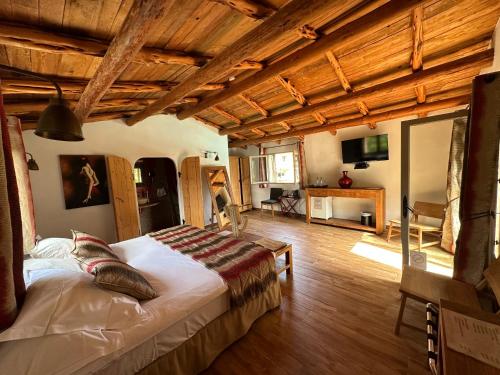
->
[{"left": 134, "top": 157, "right": 180, "bottom": 234}]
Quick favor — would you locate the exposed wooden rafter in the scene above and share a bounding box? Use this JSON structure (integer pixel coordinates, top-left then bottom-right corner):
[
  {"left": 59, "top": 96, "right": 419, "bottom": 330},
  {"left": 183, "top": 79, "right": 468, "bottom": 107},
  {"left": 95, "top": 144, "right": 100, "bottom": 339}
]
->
[
  {"left": 208, "top": 0, "right": 275, "bottom": 20},
  {"left": 126, "top": 0, "right": 350, "bottom": 126},
  {"left": 177, "top": 0, "right": 423, "bottom": 120},
  {"left": 234, "top": 60, "right": 265, "bottom": 70},
  {"left": 5, "top": 97, "right": 198, "bottom": 116},
  {"left": 275, "top": 74, "right": 327, "bottom": 126},
  {"left": 297, "top": 25, "right": 319, "bottom": 40},
  {"left": 74, "top": 0, "right": 172, "bottom": 123},
  {"left": 239, "top": 94, "right": 269, "bottom": 117},
  {"left": 325, "top": 51, "right": 352, "bottom": 92},
  {"left": 0, "top": 78, "right": 224, "bottom": 96},
  {"left": 0, "top": 21, "right": 208, "bottom": 67},
  {"left": 219, "top": 50, "right": 491, "bottom": 136},
  {"left": 411, "top": 6, "right": 426, "bottom": 104},
  {"left": 213, "top": 106, "right": 242, "bottom": 124},
  {"left": 229, "top": 96, "right": 469, "bottom": 147},
  {"left": 251, "top": 128, "right": 266, "bottom": 136},
  {"left": 193, "top": 115, "right": 221, "bottom": 129}
]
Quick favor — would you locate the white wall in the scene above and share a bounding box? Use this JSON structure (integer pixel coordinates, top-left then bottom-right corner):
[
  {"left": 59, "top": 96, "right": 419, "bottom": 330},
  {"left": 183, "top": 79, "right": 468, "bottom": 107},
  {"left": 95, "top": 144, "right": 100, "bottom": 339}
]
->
[
  {"left": 231, "top": 109, "right": 458, "bottom": 225},
  {"left": 23, "top": 115, "right": 229, "bottom": 242}
]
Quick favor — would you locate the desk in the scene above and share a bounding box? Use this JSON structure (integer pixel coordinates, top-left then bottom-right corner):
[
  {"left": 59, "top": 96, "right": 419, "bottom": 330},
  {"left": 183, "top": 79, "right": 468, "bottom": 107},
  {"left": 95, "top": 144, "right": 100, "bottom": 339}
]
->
[
  {"left": 439, "top": 300, "right": 500, "bottom": 375},
  {"left": 305, "top": 187, "right": 385, "bottom": 235}
]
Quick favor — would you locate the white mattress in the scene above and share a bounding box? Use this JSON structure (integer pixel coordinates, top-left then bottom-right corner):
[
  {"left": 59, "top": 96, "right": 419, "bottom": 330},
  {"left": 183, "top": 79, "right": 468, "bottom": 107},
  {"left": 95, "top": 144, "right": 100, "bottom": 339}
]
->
[{"left": 0, "top": 235, "right": 229, "bottom": 375}]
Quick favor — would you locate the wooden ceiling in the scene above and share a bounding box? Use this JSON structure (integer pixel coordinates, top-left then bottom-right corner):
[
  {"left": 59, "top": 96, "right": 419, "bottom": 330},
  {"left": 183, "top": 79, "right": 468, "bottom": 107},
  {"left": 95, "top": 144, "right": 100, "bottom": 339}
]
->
[{"left": 0, "top": 0, "right": 498, "bottom": 147}]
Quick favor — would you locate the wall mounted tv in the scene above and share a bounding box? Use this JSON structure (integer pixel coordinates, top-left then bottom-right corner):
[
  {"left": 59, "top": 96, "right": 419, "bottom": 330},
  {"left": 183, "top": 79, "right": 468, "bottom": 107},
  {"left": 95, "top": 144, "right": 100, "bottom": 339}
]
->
[{"left": 341, "top": 134, "right": 389, "bottom": 163}]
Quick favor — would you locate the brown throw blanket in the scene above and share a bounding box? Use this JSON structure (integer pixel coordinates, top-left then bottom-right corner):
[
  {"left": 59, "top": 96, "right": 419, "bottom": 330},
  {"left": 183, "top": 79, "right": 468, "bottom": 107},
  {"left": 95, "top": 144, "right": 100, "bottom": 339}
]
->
[{"left": 149, "top": 225, "right": 280, "bottom": 308}]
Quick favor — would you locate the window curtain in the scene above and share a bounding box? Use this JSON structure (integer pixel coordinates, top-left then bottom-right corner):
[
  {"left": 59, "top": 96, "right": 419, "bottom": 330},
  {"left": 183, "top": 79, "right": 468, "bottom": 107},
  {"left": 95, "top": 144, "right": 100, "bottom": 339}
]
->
[
  {"left": 7, "top": 116, "right": 36, "bottom": 253},
  {"left": 0, "top": 82, "right": 26, "bottom": 329},
  {"left": 441, "top": 118, "right": 467, "bottom": 254},
  {"left": 297, "top": 138, "right": 308, "bottom": 189},
  {"left": 258, "top": 145, "right": 268, "bottom": 188},
  {"left": 454, "top": 72, "right": 500, "bottom": 285}
]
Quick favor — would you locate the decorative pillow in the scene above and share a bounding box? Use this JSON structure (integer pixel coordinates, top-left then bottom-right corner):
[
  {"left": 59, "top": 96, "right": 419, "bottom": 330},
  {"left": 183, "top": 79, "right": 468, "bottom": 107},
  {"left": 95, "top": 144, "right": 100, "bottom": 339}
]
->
[
  {"left": 30, "top": 238, "right": 74, "bottom": 259},
  {"left": 78, "top": 257, "right": 158, "bottom": 300},
  {"left": 71, "top": 230, "right": 118, "bottom": 259}
]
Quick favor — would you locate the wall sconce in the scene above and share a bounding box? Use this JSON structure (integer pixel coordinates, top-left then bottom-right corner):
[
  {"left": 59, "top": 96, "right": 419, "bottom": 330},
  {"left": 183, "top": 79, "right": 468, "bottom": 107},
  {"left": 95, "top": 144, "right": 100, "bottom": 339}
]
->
[
  {"left": 0, "top": 64, "right": 83, "bottom": 141},
  {"left": 203, "top": 151, "right": 219, "bottom": 161},
  {"left": 26, "top": 153, "right": 39, "bottom": 171}
]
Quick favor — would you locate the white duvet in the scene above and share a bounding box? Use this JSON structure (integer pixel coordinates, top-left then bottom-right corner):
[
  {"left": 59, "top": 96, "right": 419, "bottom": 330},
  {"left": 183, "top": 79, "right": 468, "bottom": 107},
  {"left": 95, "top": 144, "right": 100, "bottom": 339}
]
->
[{"left": 0, "top": 235, "right": 228, "bottom": 375}]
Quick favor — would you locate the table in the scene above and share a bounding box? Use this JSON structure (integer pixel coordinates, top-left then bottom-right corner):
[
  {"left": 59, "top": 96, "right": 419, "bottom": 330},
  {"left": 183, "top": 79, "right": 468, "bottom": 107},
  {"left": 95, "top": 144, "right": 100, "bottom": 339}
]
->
[
  {"left": 280, "top": 196, "right": 300, "bottom": 217},
  {"left": 305, "top": 187, "right": 386, "bottom": 235}
]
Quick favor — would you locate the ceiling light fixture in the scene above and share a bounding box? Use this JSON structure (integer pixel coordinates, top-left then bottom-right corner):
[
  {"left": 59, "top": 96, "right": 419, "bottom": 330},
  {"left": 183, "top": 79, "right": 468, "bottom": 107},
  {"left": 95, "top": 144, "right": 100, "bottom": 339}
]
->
[{"left": 0, "top": 64, "right": 83, "bottom": 141}]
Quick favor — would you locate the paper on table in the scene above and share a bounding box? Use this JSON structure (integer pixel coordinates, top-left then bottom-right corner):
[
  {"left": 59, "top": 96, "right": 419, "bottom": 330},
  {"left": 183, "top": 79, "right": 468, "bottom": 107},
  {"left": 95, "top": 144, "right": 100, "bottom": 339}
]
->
[{"left": 443, "top": 308, "right": 500, "bottom": 369}]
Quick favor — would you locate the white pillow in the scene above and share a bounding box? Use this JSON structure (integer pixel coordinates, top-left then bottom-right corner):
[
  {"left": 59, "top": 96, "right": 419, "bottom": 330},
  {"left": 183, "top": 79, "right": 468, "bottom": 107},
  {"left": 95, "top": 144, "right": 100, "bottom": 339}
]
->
[
  {"left": 30, "top": 237, "right": 74, "bottom": 258},
  {"left": 23, "top": 258, "right": 82, "bottom": 286},
  {"left": 0, "top": 269, "right": 150, "bottom": 343}
]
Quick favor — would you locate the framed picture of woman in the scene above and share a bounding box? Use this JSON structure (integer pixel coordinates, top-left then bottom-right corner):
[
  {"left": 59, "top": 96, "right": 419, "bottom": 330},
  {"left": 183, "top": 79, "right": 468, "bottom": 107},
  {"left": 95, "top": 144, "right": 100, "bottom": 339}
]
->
[{"left": 59, "top": 155, "right": 110, "bottom": 209}]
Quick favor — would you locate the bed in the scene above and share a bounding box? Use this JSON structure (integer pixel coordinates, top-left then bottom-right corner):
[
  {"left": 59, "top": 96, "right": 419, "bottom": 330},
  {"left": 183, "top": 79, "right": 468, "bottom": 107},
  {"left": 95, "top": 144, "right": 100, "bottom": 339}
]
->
[{"left": 0, "top": 227, "right": 281, "bottom": 375}]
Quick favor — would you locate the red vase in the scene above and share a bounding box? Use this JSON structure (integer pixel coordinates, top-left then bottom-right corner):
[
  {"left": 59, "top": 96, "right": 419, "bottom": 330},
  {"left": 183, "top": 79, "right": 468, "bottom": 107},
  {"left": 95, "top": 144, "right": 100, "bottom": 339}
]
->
[{"left": 338, "top": 171, "right": 353, "bottom": 189}]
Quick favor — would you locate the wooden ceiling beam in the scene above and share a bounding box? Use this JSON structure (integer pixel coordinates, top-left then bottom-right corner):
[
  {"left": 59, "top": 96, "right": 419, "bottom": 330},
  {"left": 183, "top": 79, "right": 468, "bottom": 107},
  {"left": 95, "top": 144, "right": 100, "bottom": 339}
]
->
[
  {"left": 234, "top": 60, "right": 265, "bottom": 70},
  {"left": 177, "top": 0, "right": 423, "bottom": 120},
  {"left": 219, "top": 49, "right": 492, "bottom": 135},
  {"left": 411, "top": 6, "right": 426, "bottom": 105},
  {"left": 0, "top": 78, "right": 225, "bottom": 95},
  {"left": 74, "top": 0, "right": 173, "bottom": 123},
  {"left": 297, "top": 25, "right": 319, "bottom": 40},
  {"left": 4, "top": 97, "right": 198, "bottom": 116},
  {"left": 325, "top": 51, "right": 352, "bottom": 92},
  {"left": 193, "top": 115, "right": 221, "bottom": 129},
  {"left": 356, "top": 101, "right": 370, "bottom": 116},
  {"left": 208, "top": 0, "right": 275, "bottom": 20},
  {"left": 212, "top": 106, "right": 242, "bottom": 124},
  {"left": 251, "top": 128, "right": 266, "bottom": 136},
  {"left": 126, "top": 0, "right": 345, "bottom": 126},
  {"left": 280, "top": 121, "right": 291, "bottom": 131},
  {"left": 0, "top": 21, "right": 208, "bottom": 67},
  {"left": 239, "top": 94, "right": 269, "bottom": 117},
  {"left": 229, "top": 96, "right": 469, "bottom": 147}
]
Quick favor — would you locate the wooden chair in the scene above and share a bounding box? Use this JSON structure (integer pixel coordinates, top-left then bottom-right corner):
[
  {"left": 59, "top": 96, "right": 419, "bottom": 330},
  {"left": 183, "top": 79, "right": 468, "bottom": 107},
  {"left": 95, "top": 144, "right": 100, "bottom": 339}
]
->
[
  {"left": 395, "top": 265, "right": 481, "bottom": 335},
  {"left": 260, "top": 188, "right": 283, "bottom": 218},
  {"left": 387, "top": 201, "right": 446, "bottom": 251}
]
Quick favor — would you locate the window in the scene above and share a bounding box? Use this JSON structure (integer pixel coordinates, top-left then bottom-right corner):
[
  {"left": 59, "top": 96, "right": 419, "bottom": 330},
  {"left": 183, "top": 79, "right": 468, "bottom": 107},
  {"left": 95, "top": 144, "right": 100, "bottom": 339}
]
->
[
  {"left": 133, "top": 168, "right": 143, "bottom": 184},
  {"left": 250, "top": 151, "right": 298, "bottom": 184}
]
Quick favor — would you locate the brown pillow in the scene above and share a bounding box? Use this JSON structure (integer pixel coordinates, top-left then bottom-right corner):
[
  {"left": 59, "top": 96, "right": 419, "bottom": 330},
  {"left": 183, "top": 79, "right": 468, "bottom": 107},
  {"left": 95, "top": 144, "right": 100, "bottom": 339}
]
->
[
  {"left": 78, "top": 257, "right": 158, "bottom": 300},
  {"left": 71, "top": 230, "right": 118, "bottom": 259}
]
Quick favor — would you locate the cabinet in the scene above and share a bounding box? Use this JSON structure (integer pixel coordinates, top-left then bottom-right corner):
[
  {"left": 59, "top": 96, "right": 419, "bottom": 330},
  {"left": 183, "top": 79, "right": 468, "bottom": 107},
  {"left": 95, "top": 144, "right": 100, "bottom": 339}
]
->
[{"left": 229, "top": 156, "right": 252, "bottom": 212}]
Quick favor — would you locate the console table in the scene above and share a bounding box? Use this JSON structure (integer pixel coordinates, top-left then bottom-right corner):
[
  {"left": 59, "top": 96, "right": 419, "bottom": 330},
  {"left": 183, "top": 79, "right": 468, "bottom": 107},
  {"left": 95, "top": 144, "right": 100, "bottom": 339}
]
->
[{"left": 305, "top": 187, "right": 385, "bottom": 235}]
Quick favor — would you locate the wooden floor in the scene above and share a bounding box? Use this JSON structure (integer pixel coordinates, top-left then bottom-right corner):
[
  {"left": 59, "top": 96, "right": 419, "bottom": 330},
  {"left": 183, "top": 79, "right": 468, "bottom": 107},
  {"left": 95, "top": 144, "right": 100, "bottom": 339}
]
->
[{"left": 203, "top": 210, "right": 454, "bottom": 375}]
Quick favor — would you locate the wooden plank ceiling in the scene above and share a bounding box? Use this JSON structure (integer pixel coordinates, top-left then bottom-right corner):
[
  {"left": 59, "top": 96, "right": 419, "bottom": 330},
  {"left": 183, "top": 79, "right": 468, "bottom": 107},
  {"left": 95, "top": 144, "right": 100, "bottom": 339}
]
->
[{"left": 0, "top": 0, "right": 498, "bottom": 147}]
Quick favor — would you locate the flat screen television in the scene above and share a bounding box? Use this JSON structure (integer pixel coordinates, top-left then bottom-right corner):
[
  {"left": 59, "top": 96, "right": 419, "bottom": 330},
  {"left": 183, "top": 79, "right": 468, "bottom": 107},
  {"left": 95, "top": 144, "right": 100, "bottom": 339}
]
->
[{"left": 341, "top": 134, "right": 389, "bottom": 163}]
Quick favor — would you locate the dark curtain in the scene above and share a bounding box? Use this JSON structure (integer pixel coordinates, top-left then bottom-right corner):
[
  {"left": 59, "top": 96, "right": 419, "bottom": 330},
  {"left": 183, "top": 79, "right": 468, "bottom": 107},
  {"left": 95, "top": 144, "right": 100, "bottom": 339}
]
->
[
  {"left": 0, "top": 81, "right": 25, "bottom": 329},
  {"left": 454, "top": 72, "right": 500, "bottom": 285}
]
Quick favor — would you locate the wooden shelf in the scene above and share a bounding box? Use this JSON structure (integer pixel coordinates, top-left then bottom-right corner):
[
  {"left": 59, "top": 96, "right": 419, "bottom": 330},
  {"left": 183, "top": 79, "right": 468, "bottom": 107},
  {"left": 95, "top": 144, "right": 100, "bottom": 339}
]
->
[{"left": 310, "top": 217, "right": 376, "bottom": 232}]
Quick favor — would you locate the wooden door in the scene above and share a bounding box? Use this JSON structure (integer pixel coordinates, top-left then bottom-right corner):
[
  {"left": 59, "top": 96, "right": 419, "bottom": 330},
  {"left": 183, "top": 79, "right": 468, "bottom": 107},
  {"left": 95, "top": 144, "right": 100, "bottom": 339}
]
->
[
  {"left": 107, "top": 155, "right": 140, "bottom": 241},
  {"left": 229, "top": 156, "right": 242, "bottom": 207},
  {"left": 240, "top": 157, "right": 252, "bottom": 209},
  {"left": 181, "top": 156, "right": 204, "bottom": 228}
]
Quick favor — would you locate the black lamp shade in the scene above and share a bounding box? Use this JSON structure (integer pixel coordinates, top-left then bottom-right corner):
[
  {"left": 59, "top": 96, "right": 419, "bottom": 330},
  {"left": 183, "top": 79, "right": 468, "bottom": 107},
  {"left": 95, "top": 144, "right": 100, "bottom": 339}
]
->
[{"left": 35, "top": 97, "right": 83, "bottom": 141}]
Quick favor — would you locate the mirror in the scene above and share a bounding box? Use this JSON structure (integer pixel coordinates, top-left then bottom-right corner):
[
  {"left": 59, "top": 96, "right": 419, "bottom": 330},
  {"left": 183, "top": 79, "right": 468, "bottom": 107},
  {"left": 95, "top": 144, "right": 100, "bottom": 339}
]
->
[{"left": 203, "top": 166, "right": 235, "bottom": 230}]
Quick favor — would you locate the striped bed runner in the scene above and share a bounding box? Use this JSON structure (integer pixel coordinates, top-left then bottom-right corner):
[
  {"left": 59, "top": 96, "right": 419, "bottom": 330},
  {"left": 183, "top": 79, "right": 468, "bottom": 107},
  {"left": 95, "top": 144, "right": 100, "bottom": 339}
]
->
[{"left": 148, "top": 225, "right": 279, "bottom": 308}]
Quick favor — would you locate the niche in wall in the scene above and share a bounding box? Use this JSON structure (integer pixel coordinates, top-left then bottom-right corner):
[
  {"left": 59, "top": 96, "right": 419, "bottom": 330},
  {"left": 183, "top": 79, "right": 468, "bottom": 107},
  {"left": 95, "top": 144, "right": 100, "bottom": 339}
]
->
[{"left": 134, "top": 158, "right": 180, "bottom": 233}]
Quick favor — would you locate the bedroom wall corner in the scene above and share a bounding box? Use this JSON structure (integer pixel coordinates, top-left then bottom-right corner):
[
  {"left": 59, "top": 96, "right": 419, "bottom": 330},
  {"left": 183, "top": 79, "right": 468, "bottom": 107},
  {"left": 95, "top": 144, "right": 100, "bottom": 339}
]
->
[{"left": 22, "top": 115, "right": 229, "bottom": 243}]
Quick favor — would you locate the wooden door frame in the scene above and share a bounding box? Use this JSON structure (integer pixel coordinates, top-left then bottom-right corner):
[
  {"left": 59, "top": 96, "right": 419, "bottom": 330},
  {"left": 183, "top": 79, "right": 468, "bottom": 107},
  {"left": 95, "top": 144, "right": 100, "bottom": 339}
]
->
[{"left": 400, "top": 109, "right": 469, "bottom": 267}]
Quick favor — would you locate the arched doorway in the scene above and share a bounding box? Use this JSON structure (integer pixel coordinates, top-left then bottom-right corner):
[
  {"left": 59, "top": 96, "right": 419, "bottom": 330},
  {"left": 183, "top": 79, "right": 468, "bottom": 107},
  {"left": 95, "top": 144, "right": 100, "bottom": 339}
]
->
[{"left": 134, "top": 157, "right": 180, "bottom": 233}]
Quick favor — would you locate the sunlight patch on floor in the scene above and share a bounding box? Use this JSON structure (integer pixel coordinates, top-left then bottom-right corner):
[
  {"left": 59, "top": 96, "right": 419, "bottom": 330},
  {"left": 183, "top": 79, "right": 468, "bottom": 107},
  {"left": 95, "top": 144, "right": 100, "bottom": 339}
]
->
[{"left": 351, "top": 242, "right": 453, "bottom": 277}]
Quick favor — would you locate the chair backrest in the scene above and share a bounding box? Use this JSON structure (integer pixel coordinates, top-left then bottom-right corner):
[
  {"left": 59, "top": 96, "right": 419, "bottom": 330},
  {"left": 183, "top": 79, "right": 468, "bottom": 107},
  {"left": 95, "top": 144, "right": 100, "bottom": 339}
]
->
[
  {"left": 412, "top": 201, "right": 446, "bottom": 222},
  {"left": 270, "top": 188, "right": 283, "bottom": 200}
]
